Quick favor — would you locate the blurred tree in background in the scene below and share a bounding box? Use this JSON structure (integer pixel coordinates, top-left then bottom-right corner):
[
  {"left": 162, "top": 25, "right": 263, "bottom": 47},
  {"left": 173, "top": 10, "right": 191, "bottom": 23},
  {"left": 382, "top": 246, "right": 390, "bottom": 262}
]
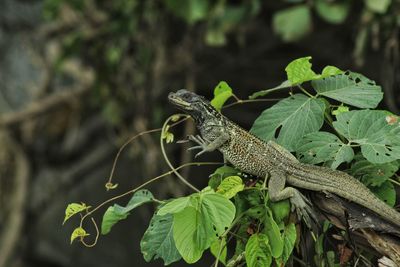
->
[{"left": 0, "top": 0, "right": 398, "bottom": 266}]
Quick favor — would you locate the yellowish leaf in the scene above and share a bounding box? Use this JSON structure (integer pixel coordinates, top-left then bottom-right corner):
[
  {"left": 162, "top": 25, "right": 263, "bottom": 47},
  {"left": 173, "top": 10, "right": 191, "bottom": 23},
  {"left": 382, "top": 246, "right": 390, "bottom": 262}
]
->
[
  {"left": 63, "top": 203, "right": 90, "bottom": 224},
  {"left": 70, "top": 227, "right": 89, "bottom": 244}
]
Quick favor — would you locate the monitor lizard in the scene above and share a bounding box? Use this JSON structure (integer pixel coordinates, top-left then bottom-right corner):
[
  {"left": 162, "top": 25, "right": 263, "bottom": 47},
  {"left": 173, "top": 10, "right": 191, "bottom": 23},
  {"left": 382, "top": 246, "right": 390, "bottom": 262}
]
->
[{"left": 168, "top": 89, "right": 400, "bottom": 229}]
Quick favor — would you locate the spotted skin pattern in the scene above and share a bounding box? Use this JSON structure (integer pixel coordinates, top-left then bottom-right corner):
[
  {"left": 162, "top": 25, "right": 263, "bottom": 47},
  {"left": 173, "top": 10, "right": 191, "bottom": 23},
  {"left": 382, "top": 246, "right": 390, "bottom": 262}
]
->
[{"left": 168, "top": 89, "right": 400, "bottom": 229}]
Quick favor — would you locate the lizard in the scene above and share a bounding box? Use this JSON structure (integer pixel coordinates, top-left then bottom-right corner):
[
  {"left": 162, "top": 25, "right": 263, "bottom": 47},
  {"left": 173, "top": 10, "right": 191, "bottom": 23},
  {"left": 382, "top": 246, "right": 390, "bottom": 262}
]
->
[{"left": 168, "top": 89, "right": 400, "bottom": 229}]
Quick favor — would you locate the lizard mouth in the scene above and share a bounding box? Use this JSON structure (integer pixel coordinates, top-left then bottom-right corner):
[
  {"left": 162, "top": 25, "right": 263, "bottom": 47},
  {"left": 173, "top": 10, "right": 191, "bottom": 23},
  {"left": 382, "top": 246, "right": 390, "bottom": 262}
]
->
[{"left": 168, "top": 92, "right": 193, "bottom": 110}]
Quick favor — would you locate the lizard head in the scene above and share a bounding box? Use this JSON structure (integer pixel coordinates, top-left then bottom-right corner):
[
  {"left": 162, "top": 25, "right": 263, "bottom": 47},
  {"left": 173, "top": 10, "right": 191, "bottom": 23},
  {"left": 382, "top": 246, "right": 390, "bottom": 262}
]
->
[{"left": 168, "top": 89, "right": 220, "bottom": 123}]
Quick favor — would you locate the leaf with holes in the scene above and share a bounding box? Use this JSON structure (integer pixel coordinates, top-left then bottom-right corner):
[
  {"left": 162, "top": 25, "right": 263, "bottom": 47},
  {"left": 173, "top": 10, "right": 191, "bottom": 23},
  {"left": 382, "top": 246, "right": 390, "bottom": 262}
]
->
[
  {"left": 216, "top": 176, "right": 244, "bottom": 199},
  {"left": 245, "top": 233, "right": 272, "bottom": 267},
  {"left": 263, "top": 210, "right": 284, "bottom": 258},
  {"left": 333, "top": 110, "right": 400, "bottom": 163},
  {"left": 285, "top": 56, "right": 318, "bottom": 85},
  {"left": 172, "top": 191, "right": 236, "bottom": 263},
  {"left": 250, "top": 94, "right": 325, "bottom": 151},
  {"left": 101, "top": 189, "right": 154, "bottom": 235},
  {"left": 140, "top": 213, "right": 181, "bottom": 265},
  {"left": 70, "top": 227, "right": 89, "bottom": 244},
  {"left": 371, "top": 181, "right": 396, "bottom": 207},
  {"left": 312, "top": 71, "right": 383, "bottom": 108},
  {"left": 276, "top": 223, "right": 297, "bottom": 266},
  {"left": 211, "top": 81, "right": 233, "bottom": 111},
  {"left": 297, "top": 131, "right": 354, "bottom": 169},
  {"left": 349, "top": 154, "right": 399, "bottom": 187}
]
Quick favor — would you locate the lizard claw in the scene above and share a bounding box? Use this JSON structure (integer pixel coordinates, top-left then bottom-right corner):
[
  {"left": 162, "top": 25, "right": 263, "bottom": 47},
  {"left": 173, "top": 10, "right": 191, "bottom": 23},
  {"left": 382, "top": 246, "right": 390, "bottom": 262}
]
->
[{"left": 290, "top": 193, "right": 318, "bottom": 228}]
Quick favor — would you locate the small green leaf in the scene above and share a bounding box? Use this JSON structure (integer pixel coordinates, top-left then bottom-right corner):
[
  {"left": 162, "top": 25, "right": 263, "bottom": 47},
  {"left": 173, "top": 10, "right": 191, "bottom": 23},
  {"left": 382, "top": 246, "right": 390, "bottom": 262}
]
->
[
  {"left": 211, "top": 81, "right": 233, "bottom": 111},
  {"left": 277, "top": 223, "right": 296, "bottom": 265},
  {"left": 209, "top": 165, "right": 240, "bottom": 190},
  {"left": 321, "top": 66, "right": 344, "bottom": 77},
  {"left": 210, "top": 238, "right": 227, "bottom": 265},
  {"left": 333, "top": 110, "right": 400, "bottom": 163},
  {"left": 312, "top": 71, "right": 383, "bottom": 108},
  {"left": 264, "top": 211, "right": 284, "bottom": 258},
  {"left": 101, "top": 190, "right": 154, "bottom": 235},
  {"left": 251, "top": 94, "right": 325, "bottom": 151},
  {"left": 249, "top": 80, "right": 291, "bottom": 100},
  {"left": 162, "top": 125, "right": 174, "bottom": 144},
  {"left": 365, "top": 0, "right": 392, "bottom": 14},
  {"left": 63, "top": 203, "right": 90, "bottom": 224},
  {"left": 273, "top": 5, "right": 312, "bottom": 42},
  {"left": 269, "top": 200, "right": 290, "bottom": 223},
  {"left": 216, "top": 176, "right": 245, "bottom": 199},
  {"left": 332, "top": 105, "right": 349, "bottom": 116},
  {"left": 140, "top": 213, "right": 181, "bottom": 265},
  {"left": 349, "top": 154, "right": 399, "bottom": 187},
  {"left": 371, "top": 181, "right": 396, "bottom": 207},
  {"left": 285, "top": 56, "right": 318, "bottom": 85},
  {"left": 297, "top": 131, "right": 354, "bottom": 169},
  {"left": 315, "top": 0, "right": 350, "bottom": 24},
  {"left": 245, "top": 233, "right": 272, "bottom": 267},
  {"left": 70, "top": 227, "right": 89, "bottom": 244}
]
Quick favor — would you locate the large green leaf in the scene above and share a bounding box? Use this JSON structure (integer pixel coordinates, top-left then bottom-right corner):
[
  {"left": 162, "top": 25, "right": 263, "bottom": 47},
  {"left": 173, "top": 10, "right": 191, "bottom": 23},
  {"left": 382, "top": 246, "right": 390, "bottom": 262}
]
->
[
  {"left": 312, "top": 71, "right": 383, "bottom": 108},
  {"left": 315, "top": 0, "right": 350, "bottom": 24},
  {"left": 272, "top": 5, "right": 312, "bottom": 42},
  {"left": 333, "top": 110, "right": 400, "bottom": 163},
  {"left": 208, "top": 165, "right": 240, "bottom": 190},
  {"left": 172, "top": 191, "right": 236, "bottom": 263},
  {"left": 101, "top": 189, "right": 154, "bottom": 235},
  {"left": 245, "top": 233, "right": 272, "bottom": 267},
  {"left": 250, "top": 94, "right": 325, "bottom": 151},
  {"left": 140, "top": 213, "right": 181, "bottom": 265},
  {"left": 296, "top": 131, "right": 354, "bottom": 169},
  {"left": 349, "top": 154, "right": 399, "bottom": 187},
  {"left": 157, "top": 196, "right": 196, "bottom": 216}
]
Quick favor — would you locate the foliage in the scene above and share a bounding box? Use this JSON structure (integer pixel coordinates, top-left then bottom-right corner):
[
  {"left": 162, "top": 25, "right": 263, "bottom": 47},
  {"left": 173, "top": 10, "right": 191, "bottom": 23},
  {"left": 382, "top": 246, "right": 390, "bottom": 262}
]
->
[{"left": 63, "top": 56, "right": 400, "bottom": 266}]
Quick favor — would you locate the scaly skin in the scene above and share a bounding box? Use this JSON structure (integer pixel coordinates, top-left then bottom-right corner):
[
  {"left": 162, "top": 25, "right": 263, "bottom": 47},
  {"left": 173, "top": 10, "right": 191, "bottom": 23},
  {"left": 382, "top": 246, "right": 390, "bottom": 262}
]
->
[{"left": 168, "top": 89, "right": 400, "bottom": 228}]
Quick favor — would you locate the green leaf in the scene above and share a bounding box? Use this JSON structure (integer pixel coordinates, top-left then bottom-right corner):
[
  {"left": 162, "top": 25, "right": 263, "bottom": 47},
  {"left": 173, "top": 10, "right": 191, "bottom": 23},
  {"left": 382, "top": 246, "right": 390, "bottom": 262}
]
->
[
  {"left": 249, "top": 80, "right": 291, "bottom": 100},
  {"left": 272, "top": 5, "right": 312, "bottom": 42},
  {"left": 365, "top": 0, "right": 392, "bottom": 14},
  {"left": 173, "top": 192, "right": 236, "bottom": 263},
  {"left": 157, "top": 196, "right": 195, "bottom": 216},
  {"left": 211, "top": 81, "right": 233, "bottom": 111},
  {"left": 315, "top": 0, "right": 350, "bottom": 24},
  {"left": 162, "top": 125, "right": 174, "bottom": 144},
  {"left": 349, "top": 154, "right": 399, "bottom": 187},
  {"left": 332, "top": 105, "right": 349, "bottom": 116},
  {"left": 165, "top": 0, "right": 209, "bottom": 24},
  {"left": 269, "top": 200, "right": 290, "bottom": 223},
  {"left": 297, "top": 131, "right": 354, "bottom": 169},
  {"left": 312, "top": 71, "right": 383, "bottom": 108},
  {"left": 101, "top": 190, "right": 154, "bottom": 235},
  {"left": 321, "top": 66, "right": 344, "bottom": 77},
  {"left": 333, "top": 110, "right": 400, "bottom": 163},
  {"left": 285, "top": 56, "right": 318, "bottom": 85},
  {"left": 70, "top": 227, "right": 89, "bottom": 244},
  {"left": 250, "top": 94, "right": 325, "bottom": 151},
  {"left": 140, "top": 213, "right": 181, "bottom": 265},
  {"left": 370, "top": 181, "right": 396, "bottom": 207},
  {"left": 216, "top": 176, "right": 245, "bottom": 199},
  {"left": 245, "top": 233, "right": 272, "bottom": 267},
  {"left": 264, "top": 211, "right": 284, "bottom": 258},
  {"left": 277, "top": 223, "right": 296, "bottom": 265},
  {"left": 209, "top": 165, "right": 241, "bottom": 190},
  {"left": 63, "top": 202, "right": 90, "bottom": 224},
  {"left": 210, "top": 238, "right": 227, "bottom": 265}
]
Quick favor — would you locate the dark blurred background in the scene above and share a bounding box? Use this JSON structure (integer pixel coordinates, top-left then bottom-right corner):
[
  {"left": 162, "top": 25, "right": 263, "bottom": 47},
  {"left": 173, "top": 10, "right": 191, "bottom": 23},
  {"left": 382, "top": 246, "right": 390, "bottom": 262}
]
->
[{"left": 0, "top": 0, "right": 398, "bottom": 266}]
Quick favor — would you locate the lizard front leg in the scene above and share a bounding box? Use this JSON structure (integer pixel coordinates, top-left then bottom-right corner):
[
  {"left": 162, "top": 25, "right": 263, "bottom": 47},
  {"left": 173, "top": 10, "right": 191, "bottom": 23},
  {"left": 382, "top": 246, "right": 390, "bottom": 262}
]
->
[
  {"left": 187, "top": 132, "right": 229, "bottom": 158},
  {"left": 268, "top": 169, "right": 317, "bottom": 228}
]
